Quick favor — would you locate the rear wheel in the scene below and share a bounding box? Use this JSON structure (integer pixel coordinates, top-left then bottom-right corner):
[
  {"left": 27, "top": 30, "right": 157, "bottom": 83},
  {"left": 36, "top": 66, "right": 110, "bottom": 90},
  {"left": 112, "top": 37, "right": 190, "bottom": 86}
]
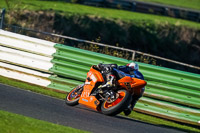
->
[
  {"left": 65, "top": 85, "right": 83, "bottom": 106},
  {"left": 101, "top": 90, "right": 131, "bottom": 116}
]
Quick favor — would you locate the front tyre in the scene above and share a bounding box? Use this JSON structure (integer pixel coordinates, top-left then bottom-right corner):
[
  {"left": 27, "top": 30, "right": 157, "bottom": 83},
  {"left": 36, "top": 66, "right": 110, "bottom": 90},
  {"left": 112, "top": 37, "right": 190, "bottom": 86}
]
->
[
  {"left": 65, "top": 85, "right": 83, "bottom": 106},
  {"left": 101, "top": 90, "right": 131, "bottom": 116}
]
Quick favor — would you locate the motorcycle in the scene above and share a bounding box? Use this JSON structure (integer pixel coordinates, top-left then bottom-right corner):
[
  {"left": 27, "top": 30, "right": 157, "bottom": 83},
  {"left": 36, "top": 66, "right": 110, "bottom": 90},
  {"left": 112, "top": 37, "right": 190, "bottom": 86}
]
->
[{"left": 65, "top": 65, "right": 147, "bottom": 116}]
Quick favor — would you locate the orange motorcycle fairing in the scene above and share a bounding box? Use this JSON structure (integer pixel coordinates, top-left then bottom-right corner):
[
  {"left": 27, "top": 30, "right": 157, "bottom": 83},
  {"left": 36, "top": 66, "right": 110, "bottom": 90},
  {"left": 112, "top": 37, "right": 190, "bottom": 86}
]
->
[
  {"left": 79, "top": 94, "right": 100, "bottom": 110},
  {"left": 118, "top": 76, "right": 147, "bottom": 95},
  {"left": 87, "top": 66, "right": 104, "bottom": 83},
  {"left": 78, "top": 66, "right": 103, "bottom": 110},
  {"left": 131, "top": 78, "right": 147, "bottom": 96}
]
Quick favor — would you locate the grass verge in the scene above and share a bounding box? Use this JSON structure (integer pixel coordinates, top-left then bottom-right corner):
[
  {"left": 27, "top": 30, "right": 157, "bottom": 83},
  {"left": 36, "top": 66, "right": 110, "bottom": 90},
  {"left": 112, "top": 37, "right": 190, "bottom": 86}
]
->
[
  {"left": 0, "top": 75, "right": 200, "bottom": 133},
  {"left": 0, "top": 110, "right": 89, "bottom": 133}
]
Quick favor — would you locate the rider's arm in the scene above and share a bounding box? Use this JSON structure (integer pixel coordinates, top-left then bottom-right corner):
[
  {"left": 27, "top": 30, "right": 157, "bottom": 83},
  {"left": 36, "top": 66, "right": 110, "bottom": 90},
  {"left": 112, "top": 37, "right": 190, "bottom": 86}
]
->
[
  {"left": 118, "top": 66, "right": 129, "bottom": 73},
  {"left": 134, "top": 70, "right": 144, "bottom": 80}
]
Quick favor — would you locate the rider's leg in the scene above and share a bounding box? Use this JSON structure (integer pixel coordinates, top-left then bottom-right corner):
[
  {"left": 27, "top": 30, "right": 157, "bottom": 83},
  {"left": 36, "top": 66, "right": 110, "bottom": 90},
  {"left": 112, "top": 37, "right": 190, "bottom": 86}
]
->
[{"left": 124, "top": 87, "right": 145, "bottom": 116}]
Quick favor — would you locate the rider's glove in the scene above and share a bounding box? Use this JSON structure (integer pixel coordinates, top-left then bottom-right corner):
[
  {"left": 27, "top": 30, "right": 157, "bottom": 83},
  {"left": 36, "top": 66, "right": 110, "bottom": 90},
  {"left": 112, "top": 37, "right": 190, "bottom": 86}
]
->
[
  {"left": 106, "top": 81, "right": 112, "bottom": 88},
  {"left": 98, "top": 83, "right": 110, "bottom": 89},
  {"left": 98, "top": 85, "right": 103, "bottom": 89}
]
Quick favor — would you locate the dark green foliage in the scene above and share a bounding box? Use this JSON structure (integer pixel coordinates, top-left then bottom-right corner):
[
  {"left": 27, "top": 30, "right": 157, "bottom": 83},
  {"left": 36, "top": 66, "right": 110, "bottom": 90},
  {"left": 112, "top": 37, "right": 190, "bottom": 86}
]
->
[
  {"left": 4, "top": 10, "right": 200, "bottom": 73},
  {"left": 53, "top": 13, "right": 200, "bottom": 68}
]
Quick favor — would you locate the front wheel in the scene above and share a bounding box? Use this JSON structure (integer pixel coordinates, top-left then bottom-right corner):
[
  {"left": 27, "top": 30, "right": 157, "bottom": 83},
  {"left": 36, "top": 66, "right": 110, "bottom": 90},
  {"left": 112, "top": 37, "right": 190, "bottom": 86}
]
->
[
  {"left": 101, "top": 90, "right": 131, "bottom": 116},
  {"left": 65, "top": 85, "right": 83, "bottom": 106}
]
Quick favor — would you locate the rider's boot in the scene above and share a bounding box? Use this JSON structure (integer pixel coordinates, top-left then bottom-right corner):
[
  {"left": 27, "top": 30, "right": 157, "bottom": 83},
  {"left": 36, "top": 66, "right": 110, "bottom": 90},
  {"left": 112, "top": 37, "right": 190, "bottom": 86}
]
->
[
  {"left": 123, "top": 97, "right": 138, "bottom": 116},
  {"left": 124, "top": 105, "right": 133, "bottom": 116}
]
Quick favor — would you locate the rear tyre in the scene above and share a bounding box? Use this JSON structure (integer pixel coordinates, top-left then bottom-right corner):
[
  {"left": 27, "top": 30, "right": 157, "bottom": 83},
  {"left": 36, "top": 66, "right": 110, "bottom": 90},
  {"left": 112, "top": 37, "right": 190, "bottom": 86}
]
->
[
  {"left": 65, "top": 86, "right": 83, "bottom": 106},
  {"left": 101, "top": 90, "right": 131, "bottom": 116}
]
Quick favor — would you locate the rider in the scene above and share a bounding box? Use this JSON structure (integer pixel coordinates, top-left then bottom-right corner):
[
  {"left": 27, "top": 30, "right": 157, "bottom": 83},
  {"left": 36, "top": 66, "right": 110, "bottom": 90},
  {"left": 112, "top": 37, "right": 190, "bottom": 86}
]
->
[
  {"left": 97, "top": 62, "right": 145, "bottom": 116},
  {"left": 119, "top": 62, "right": 145, "bottom": 116}
]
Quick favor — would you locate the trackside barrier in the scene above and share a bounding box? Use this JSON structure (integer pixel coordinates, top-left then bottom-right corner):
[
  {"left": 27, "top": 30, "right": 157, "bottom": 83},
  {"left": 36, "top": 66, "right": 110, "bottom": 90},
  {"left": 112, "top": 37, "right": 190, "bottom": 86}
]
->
[
  {"left": 0, "top": 62, "right": 51, "bottom": 86},
  {"left": 0, "top": 29, "right": 56, "bottom": 86},
  {"left": 50, "top": 43, "right": 200, "bottom": 126},
  {"left": 0, "top": 30, "right": 199, "bottom": 126}
]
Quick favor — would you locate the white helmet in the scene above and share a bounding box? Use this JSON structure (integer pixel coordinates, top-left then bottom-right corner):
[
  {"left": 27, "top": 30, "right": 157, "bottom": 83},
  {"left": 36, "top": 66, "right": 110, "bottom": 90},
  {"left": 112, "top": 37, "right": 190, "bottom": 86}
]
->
[{"left": 127, "top": 62, "right": 139, "bottom": 71}]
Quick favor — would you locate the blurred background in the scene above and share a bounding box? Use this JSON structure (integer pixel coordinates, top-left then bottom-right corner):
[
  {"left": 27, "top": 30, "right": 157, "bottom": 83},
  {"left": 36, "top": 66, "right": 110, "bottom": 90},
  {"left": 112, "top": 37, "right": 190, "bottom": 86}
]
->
[{"left": 0, "top": 0, "right": 200, "bottom": 73}]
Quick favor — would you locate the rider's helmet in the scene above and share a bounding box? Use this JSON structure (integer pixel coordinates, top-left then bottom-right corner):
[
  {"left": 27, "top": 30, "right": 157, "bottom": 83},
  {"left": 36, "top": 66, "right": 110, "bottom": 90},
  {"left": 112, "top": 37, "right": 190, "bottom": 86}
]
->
[{"left": 126, "top": 62, "right": 139, "bottom": 71}]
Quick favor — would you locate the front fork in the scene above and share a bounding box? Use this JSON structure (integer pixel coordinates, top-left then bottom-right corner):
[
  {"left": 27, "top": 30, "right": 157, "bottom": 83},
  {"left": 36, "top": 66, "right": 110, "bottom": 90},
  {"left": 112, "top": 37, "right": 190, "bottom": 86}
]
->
[{"left": 74, "top": 84, "right": 84, "bottom": 95}]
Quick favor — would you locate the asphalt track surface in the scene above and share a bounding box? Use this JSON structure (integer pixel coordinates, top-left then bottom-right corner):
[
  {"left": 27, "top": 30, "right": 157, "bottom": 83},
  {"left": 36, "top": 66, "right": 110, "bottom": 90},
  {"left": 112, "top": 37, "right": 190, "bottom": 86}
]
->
[{"left": 0, "top": 83, "right": 185, "bottom": 133}]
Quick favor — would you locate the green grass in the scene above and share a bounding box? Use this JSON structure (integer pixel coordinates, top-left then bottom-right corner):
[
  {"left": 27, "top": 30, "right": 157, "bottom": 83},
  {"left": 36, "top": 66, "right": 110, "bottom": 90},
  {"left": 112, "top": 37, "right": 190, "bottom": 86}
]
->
[
  {"left": 0, "top": 0, "right": 200, "bottom": 29},
  {"left": 0, "top": 110, "right": 89, "bottom": 133},
  {"left": 138, "top": 0, "right": 200, "bottom": 10},
  {"left": 0, "top": 75, "right": 200, "bottom": 133}
]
